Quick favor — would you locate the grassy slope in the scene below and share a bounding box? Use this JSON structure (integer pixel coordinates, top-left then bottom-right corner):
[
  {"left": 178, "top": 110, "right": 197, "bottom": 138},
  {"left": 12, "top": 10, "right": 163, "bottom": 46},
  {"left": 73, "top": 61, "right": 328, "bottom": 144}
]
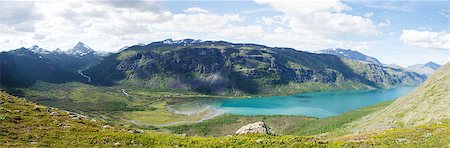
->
[
  {"left": 1, "top": 91, "right": 448, "bottom": 147},
  {"left": 5, "top": 82, "right": 210, "bottom": 126},
  {"left": 348, "top": 62, "right": 450, "bottom": 132}
]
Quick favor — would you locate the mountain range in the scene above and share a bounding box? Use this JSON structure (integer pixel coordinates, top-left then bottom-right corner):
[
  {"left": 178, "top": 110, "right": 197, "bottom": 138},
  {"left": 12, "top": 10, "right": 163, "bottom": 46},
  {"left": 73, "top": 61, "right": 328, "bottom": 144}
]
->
[
  {"left": 317, "top": 48, "right": 382, "bottom": 65},
  {"left": 0, "top": 39, "right": 431, "bottom": 95},
  {"left": 0, "top": 42, "right": 104, "bottom": 87},
  {"left": 406, "top": 62, "right": 441, "bottom": 76},
  {"left": 317, "top": 48, "right": 442, "bottom": 76},
  {"left": 83, "top": 39, "right": 426, "bottom": 95}
]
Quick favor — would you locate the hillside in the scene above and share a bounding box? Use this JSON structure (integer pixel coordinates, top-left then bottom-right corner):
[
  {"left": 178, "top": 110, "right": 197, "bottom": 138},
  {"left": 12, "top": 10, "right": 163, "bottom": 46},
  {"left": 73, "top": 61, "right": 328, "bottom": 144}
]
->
[
  {"left": 317, "top": 48, "right": 382, "bottom": 65},
  {"left": 407, "top": 62, "right": 441, "bottom": 76},
  {"left": 1, "top": 91, "right": 448, "bottom": 147},
  {"left": 0, "top": 51, "right": 85, "bottom": 87},
  {"left": 85, "top": 39, "right": 425, "bottom": 96},
  {"left": 0, "top": 43, "right": 104, "bottom": 87},
  {"left": 348, "top": 62, "right": 450, "bottom": 131}
]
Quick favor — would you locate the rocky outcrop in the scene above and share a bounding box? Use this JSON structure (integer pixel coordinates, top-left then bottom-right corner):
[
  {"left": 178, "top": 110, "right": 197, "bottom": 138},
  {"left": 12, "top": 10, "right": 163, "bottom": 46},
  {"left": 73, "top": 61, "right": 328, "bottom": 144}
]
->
[{"left": 235, "top": 122, "right": 272, "bottom": 135}]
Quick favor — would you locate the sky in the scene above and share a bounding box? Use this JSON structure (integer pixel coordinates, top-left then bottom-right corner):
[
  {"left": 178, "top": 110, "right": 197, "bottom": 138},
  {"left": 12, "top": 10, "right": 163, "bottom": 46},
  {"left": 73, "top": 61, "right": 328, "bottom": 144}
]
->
[{"left": 0, "top": 0, "right": 448, "bottom": 67}]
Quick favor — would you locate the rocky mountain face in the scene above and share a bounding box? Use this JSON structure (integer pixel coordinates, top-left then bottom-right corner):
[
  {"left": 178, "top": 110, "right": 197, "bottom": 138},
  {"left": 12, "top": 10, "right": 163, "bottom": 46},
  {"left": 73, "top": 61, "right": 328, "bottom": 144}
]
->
[
  {"left": 85, "top": 39, "right": 426, "bottom": 95},
  {"left": 0, "top": 43, "right": 104, "bottom": 87},
  {"left": 349, "top": 62, "right": 450, "bottom": 132},
  {"left": 407, "top": 62, "right": 441, "bottom": 76},
  {"left": 317, "top": 48, "right": 382, "bottom": 65}
]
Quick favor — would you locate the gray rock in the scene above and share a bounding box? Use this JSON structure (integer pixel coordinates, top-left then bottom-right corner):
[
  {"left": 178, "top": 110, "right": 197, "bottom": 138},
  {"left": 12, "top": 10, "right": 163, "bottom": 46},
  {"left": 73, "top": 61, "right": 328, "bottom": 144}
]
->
[
  {"left": 50, "top": 112, "right": 59, "bottom": 116},
  {"left": 128, "top": 129, "right": 143, "bottom": 134},
  {"left": 235, "top": 122, "right": 272, "bottom": 135}
]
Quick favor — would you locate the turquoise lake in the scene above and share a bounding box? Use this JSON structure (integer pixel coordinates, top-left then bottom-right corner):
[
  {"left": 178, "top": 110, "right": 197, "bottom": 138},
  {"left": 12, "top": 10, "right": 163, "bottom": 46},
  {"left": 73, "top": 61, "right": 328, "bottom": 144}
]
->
[{"left": 211, "top": 87, "right": 416, "bottom": 118}]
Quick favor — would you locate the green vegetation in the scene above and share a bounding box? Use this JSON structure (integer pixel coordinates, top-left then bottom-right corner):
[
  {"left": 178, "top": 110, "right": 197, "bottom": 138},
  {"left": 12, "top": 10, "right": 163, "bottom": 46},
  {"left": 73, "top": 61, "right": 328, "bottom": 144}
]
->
[
  {"left": 166, "top": 115, "right": 312, "bottom": 136},
  {"left": 349, "top": 62, "right": 450, "bottom": 132},
  {"left": 4, "top": 80, "right": 375, "bottom": 128},
  {"left": 166, "top": 100, "right": 393, "bottom": 137},
  {"left": 5, "top": 82, "right": 194, "bottom": 126},
  {"left": 85, "top": 41, "right": 424, "bottom": 96},
  {"left": 1, "top": 91, "right": 448, "bottom": 147},
  {"left": 288, "top": 100, "right": 394, "bottom": 136}
]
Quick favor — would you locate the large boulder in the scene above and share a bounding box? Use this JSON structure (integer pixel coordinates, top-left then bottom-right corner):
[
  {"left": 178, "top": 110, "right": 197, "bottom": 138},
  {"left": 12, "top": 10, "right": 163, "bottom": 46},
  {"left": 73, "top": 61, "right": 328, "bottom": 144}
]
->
[{"left": 235, "top": 122, "right": 272, "bottom": 135}]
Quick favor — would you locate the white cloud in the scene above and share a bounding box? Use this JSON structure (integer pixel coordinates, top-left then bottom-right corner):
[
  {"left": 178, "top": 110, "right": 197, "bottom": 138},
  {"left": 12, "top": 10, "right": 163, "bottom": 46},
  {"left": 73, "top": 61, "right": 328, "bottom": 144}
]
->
[
  {"left": 256, "top": 16, "right": 284, "bottom": 26},
  {"left": 0, "top": 1, "right": 42, "bottom": 32},
  {"left": 365, "top": 12, "right": 373, "bottom": 17},
  {"left": 400, "top": 30, "right": 450, "bottom": 50},
  {"left": 0, "top": 0, "right": 376, "bottom": 53},
  {"left": 184, "top": 7, "right": 208, "bottom": 14},
  {"left": 254, "top": 0, "right": 380, "bottom": 36},
  {"left": 0, "top": 1, "right": 257, "bottom": 52},
  {"left": 440, "top": 9, "right": 450, "bottom": 18},
  {"left": 95, "top": 1, "right": 163, "bottom": 12},
  {"left": 378, "top": 19, "right": 391, "bottom": 27}
]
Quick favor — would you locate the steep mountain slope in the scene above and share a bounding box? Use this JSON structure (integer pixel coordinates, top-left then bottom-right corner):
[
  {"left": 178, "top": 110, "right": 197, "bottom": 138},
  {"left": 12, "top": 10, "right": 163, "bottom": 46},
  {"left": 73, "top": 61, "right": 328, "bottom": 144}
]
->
[
  {"left": 0, "top": 50, "right": 84, "bottom": 87},
  {"left": 348, "top": 62, "right": 450, "bottom": 131},
  {"left": 85, "top": 39, "right": 425, "bottom": 95},
  {"left": 343, "top": 59, "right": 425, "bottom": 88},
  {"left": 317, "top": 48, "right": 382, "bottom": 65},
  {"left": 407, "top": 62, "right": 441, "bottom": 76}
]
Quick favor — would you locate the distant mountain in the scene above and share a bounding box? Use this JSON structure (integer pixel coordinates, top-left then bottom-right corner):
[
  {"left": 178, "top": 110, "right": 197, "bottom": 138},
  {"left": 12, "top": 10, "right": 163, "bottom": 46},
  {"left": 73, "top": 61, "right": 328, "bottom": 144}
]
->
[
  {"left": 383, "top": 63, "right": 404, "bottom": 69},
  {"left": 85, "top": 39, "right": 425, "bottom": 95},
  {"left": 407, "top": 62, "right": 441, "bottom": 76},
  {"left": 9, "top": 43, "right": 103, "bottom": 72},
  {"left": 0, "top": 49, "right": 84, "bottom": 87},
  {"left": 66, "top": 42, "right": 95, "bottom": 56},
  {"left": 27, "top": 45, "right": 51, "bottom": 55},
  {"left": 317, "top": 48, "right": 382, "bottom": 65},
  {"left": 350, "top": 62, "right": 450, "bottom": 131},
  {"left": 0, "top": 43, "right": 105, "bottom": 87}
]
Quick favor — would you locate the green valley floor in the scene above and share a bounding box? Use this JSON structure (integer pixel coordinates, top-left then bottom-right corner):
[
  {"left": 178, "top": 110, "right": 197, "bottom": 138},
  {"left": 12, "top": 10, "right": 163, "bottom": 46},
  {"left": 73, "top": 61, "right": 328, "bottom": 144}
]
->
[{"left": 1, "top": 91, "right": 449, "bottom": 147}]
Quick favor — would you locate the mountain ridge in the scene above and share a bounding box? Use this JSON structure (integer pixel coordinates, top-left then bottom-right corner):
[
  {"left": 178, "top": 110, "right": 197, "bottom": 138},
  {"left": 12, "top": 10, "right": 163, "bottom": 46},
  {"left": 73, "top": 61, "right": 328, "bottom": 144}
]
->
[
  {"left": 317, "top": 48, "right": 382, "bottom": 65},
  {"left": 85, "top": 39, "right": 425, "bottom": 96},
  {"left": 407, "top": 61, "right": 441, "bottom": 76},
  {"left": 0, "top": 42, "right": 105, "bottom": 87}
]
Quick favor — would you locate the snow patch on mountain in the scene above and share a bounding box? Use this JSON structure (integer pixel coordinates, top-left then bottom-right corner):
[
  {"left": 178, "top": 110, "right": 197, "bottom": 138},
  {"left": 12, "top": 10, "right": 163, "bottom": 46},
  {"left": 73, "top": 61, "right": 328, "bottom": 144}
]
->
[
  {"left": 162, "top": 39, "right": 203, "bottom": 45},
  {"left": 66, "top": 42, "right": 95, "bottom": 56},
  {"left": 27, "top": 45, "right": 51, "bottom": 55}
]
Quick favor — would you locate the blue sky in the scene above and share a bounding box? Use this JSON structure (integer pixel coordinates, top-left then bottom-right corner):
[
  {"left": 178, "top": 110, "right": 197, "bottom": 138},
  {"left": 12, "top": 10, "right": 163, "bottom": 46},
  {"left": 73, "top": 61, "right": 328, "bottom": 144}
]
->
[{"left": 0, "top": 0, "right": 448, "bottom": 66}]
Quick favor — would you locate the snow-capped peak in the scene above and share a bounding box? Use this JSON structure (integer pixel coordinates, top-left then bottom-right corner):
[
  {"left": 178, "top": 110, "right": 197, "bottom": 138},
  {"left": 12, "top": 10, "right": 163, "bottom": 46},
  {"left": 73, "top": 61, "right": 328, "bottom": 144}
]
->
[
  {"left": 54, "top": 48, "right": 64, "bottom": 54},
  {"left": 161, "top": 39, "right": 202, "bottom": 45},
  {"left": 27, "top": 45, "right": 51, "bottom": 54},
  {"left": 66, "top": 42, "right": 95, "bottom": 56}
]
